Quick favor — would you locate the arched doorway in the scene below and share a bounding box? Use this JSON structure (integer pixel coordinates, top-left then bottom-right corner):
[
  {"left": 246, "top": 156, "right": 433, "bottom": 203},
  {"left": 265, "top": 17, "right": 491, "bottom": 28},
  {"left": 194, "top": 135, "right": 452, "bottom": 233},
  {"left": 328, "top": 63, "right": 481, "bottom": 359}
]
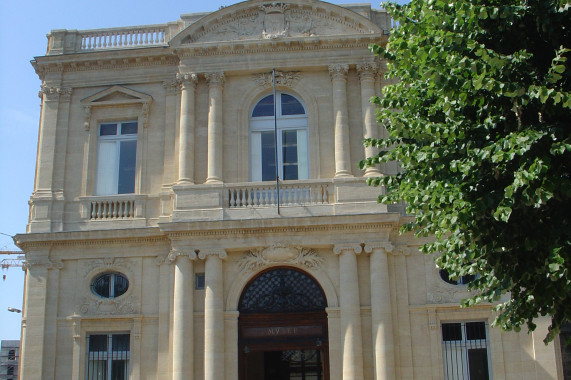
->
[{"left": 238, "top": 267, "right": 329, "bottom": 380}]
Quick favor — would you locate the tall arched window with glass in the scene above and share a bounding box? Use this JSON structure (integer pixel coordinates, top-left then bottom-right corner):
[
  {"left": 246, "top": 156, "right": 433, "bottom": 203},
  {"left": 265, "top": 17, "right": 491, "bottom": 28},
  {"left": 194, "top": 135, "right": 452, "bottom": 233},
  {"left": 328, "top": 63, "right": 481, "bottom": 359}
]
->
[{"left": 250, "top": 92, "right": 309, "bottom": 182}]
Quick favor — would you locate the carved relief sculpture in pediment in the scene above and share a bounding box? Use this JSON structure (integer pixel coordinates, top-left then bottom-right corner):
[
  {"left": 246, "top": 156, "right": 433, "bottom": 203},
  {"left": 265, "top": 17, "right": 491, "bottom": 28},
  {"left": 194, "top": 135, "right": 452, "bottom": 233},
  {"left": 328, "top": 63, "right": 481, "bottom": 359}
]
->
[
  {"left": 239, "top": 243, "right": 324, "bottom": 272},
  {"left": 174, "top": 1, "right": 381, "bottom": 45}
]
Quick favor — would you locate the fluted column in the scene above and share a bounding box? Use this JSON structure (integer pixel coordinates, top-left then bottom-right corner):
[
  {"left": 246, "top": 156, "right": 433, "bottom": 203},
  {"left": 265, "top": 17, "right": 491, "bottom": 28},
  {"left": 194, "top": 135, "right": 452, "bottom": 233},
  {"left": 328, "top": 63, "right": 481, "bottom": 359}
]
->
[
  {"left": 205, "top": 72, "right": 225, "bottom": 183},
  {"left": 177, "top": 73, "right": 198, "bottom": 184},
  {"left": 329, "top": 64, "right": 353, "bottom": 177},
  {"left": 334, "top": 243, "right": 364, "bottom": 380},
  {"left": 199, "top": 248, "right": 227, "bottom": 380},
  {"left": 357, "top": 63, "right": 382, "bottom": 177},
  {"left": 365, "top": 242, "right": 396, "bottom": 380},
  {"left": 171, "top": 250, "right": 197, "bottom": 380}
]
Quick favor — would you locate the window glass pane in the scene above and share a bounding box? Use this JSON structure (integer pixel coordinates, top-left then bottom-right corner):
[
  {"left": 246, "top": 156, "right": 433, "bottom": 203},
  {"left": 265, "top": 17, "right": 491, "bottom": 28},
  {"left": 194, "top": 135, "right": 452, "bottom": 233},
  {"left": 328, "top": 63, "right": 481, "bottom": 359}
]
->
[
  {"left": 442, "top": 323, "right": 462, "bottom": 341},
  {"left": 466, "top": 322, "right": 486, "bottom": 340},
  {"left": 112, "top": 334, "right": 130, "bottom": 351},
  {"left": 113, "top": 274, "right": 129, "bottom": 298},
  {"left": 92, "top": 274, "right": 111, "bottom": 298},
  {"left": 252, "top": 95, "right": 275, "bottom": 117},
  {"left": 96, "top": 141, "right": 118, "bottom": 195},
  {"left": 297, "top": 129, "right": 309, "bottom": 180},
  {"left": 468, "top": 348, "right": 490, "bottom": 380},
  {"left": 281, "top": 94, "right": 305, "bottom": 115},
  {"left": 283, "top": 164, "right": 299, "bottom": 180},
  {"left": 100, "top": 123, "right": 117, "bottom": 136},
  {"left": 87, "top": 360, "right": 106, "bottom": 380},
  {"left": 261, "top": 131, "right": 276, "bottom": 181},
  {"left": 89, "top": 335, "right": 108, "bottom": 352},
  {"left": 111, "top": 360, "right": 128, "bottom": 380},
  {"left": 120, "top": 122, "right": 137, "bottom": 135},
  {"left": 118, "top": 140, "right": 137, "bottom": 194}
]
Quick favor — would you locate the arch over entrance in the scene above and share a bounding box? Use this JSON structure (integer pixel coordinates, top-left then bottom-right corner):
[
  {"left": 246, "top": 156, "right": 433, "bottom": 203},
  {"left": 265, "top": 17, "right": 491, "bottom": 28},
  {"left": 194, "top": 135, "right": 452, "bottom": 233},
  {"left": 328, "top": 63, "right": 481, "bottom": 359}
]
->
[{"left": 238, "top": 267, "right": 329, "bottom": 380}]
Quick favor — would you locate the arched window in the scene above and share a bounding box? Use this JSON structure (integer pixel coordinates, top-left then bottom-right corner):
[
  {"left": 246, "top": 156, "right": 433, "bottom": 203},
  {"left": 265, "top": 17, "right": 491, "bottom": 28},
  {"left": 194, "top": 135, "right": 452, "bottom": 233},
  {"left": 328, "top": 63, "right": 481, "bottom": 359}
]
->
[{"left": 250, "top": 92, "right": 309, "bottom": 181}]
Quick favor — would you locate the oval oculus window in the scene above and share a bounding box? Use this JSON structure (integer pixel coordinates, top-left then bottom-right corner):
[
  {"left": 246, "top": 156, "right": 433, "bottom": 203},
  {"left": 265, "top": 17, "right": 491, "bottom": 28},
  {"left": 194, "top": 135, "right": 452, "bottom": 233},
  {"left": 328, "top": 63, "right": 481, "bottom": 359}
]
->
[{"left": 91, "top": 272, "right": 129, "bottom": 298}]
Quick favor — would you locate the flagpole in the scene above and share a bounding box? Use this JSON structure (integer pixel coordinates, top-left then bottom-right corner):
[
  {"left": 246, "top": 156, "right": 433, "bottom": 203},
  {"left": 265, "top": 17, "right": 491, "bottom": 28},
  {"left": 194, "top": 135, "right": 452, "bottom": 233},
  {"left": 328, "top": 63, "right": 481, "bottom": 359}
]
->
[{"left": 272, "top": 68, "right": 280, "bottom": 215}]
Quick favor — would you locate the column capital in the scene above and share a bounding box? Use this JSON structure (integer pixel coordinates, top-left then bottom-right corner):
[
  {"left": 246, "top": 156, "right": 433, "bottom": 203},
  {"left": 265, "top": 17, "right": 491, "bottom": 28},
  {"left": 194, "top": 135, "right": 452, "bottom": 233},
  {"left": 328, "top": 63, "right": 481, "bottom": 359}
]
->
[
  {"left": 328, "top": 64, "right": 349, "bottom": 81},
  {"left": 364, "top": 241, "right": 393, "bottom": 254},
  {"left": 39, "top": 84, "right": 72, "bottom": 102},
  {"left": 356, "top": 62, "right": 379, "bottom": 81},
  {"left": 177, "top": 72, "right": 198, "bottom": 89},
  {"left": 198, "top": 248, "right": 228, "bottom": 260},
  {"left": 162, "top": 249, "right": 197, "bottom": 265},
  {"left": 333, "top": 243, "right": 362, "bottom": 255},
  {"left": 205, "top": 72, "right": 225, "bottom": 88},
  {"left": 162, "top": 78, "right": 181, "bottom": 95}
]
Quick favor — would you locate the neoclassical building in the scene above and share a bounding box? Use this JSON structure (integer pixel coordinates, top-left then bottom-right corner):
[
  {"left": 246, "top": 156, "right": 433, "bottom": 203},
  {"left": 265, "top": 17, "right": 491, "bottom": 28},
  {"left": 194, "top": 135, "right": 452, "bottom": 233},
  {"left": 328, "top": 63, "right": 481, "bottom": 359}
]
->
[{"left": 15, "top": 1, "right": 564, "bottom": 379}]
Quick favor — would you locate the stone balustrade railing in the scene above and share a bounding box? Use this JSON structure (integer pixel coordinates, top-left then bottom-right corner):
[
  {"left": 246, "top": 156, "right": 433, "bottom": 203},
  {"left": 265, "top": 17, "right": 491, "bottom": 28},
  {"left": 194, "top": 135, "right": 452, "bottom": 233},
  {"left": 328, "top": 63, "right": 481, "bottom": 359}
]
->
[
  {"left": 80, "top": 27, "right": 167, "bottom": 50},
  {"left": 79, "top": 195, "right": 147, "bottom": 221},
  {"left": 46, "top": 24, "right": 173, "bottom": 54},
  {"left": 227, "top": 180, "right": 331, "bottom": 208}
]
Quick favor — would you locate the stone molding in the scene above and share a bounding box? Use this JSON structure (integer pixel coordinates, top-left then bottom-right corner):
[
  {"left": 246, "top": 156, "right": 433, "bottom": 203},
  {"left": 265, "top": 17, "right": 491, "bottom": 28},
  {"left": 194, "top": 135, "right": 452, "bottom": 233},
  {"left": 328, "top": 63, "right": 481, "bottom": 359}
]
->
[
  {"left": 23, "top": 258, "right": 64, "bottom": 270},
  {"left": 333, "top": 243, "right": 362, "bottom": 255},
  {"left": 198, "top": 248, "right": 228, "bottom": 260},
  {"left": 328, "top": 64, "right": 349, "bottom": 81},
  {"left": 238, "top": 243, "right": 324, "bottom": 272},
  {"left": 252, "top": 70, "right": 302, "bottom": 88}
]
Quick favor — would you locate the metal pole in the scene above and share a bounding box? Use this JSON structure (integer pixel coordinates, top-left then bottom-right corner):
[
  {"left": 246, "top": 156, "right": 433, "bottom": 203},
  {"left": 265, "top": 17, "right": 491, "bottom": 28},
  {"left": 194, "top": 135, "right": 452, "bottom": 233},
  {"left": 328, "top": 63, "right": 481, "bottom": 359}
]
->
[{"left": 273, "top": 68, "right": 280, "bottom": 214}]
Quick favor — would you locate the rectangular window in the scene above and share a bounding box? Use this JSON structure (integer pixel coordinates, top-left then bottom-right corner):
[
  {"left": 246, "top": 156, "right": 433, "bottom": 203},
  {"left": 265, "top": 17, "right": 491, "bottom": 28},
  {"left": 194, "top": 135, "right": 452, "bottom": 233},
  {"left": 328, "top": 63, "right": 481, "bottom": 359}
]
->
[
  {"left": 195, "top": 273, "right": 205, "bottom": 290},
  {"left": 87, "top": 333, "right": 130, "bottom": 380},
  {"left": 441, "top": 321, "right": 491, "bottom": 380},
  {"left": 96, "top": 121, "right": 137, "bottom": 195}
]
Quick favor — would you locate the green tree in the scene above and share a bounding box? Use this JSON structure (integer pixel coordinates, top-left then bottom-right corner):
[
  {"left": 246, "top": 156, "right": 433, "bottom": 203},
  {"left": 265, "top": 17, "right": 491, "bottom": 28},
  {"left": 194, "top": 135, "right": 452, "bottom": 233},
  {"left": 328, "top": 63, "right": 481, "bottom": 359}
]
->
[{"left": 362, "top": 0, "right": 570, "bottom": 342}]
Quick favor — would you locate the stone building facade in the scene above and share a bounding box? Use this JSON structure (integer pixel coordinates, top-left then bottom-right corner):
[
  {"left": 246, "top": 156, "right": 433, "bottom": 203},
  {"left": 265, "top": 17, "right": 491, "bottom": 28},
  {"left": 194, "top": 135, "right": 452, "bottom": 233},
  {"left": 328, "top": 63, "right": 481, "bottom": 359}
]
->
[{"left": 15, "top": 1, "right": 564, "bottom": 379}]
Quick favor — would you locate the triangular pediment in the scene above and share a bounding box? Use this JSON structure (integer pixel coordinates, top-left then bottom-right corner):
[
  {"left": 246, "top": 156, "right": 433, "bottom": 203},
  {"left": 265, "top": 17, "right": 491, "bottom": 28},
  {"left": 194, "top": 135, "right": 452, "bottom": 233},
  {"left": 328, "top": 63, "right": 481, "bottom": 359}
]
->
[
  {"left": 81, "top": 85, "right": 152, "bottom": 107},
  {"left": 169, "top": 0, "right": 383, "bottom": 46}
]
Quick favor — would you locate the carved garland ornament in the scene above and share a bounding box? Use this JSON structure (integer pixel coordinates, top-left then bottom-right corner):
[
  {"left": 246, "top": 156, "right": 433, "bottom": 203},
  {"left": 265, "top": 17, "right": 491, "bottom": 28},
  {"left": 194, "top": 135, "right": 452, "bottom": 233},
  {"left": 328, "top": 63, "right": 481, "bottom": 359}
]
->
[
  {"left": 239, "top": 243, "right": 324, "bottom": 272},
  {"left": 252, "top": 70, "right": 302, "bottom": 88}
]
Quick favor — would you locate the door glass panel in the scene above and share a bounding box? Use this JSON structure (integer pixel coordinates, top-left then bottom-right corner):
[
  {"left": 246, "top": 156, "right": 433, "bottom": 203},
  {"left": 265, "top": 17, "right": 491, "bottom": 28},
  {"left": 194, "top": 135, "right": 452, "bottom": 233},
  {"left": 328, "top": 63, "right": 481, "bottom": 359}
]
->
[
  {"left": 118, "top": 140, "right": 137, "bottom": 194},
  {"left": 246, "top": 350, "right": 323, "bottom": 380}
]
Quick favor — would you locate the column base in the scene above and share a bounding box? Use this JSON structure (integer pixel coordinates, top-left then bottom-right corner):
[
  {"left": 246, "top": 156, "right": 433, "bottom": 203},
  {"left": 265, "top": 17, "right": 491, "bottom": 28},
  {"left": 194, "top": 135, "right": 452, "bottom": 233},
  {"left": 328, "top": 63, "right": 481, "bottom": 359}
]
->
[
  {"left": 334, "top": 171, "right": 354, "bottom": 178},
  {"left": 205, "top": 177, "right": 223, "bottom": 184},
  {"left": 364, "top": 168, "right": 382, "bottom": 177}
]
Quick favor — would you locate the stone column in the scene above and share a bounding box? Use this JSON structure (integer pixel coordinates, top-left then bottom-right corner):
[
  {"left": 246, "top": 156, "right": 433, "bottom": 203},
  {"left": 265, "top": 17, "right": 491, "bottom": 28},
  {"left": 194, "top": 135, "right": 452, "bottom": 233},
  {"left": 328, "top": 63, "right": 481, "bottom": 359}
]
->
[
  {"left": 365, "top": 242, "right": 396, "bottom": 380},
  {"left": 171, "top": 249, "right": 197, "bottom": 380},
  {"left": 357, "top": 63, "right": 382, "bottom": 177},
  {"left": 199, "top": 248, "right": 227, "bottom": 380},
  {"left": 177, "top": 73, "right": 198, "bottom": 184},
  {"left": 329, "top": 64, "right": 353, "bottom": 177},
  {"left": 205, "top": 72, "right": 225, "bottom": 184},
  {"left": 334, "top": 243, "right": 364, "bottom": 380}
]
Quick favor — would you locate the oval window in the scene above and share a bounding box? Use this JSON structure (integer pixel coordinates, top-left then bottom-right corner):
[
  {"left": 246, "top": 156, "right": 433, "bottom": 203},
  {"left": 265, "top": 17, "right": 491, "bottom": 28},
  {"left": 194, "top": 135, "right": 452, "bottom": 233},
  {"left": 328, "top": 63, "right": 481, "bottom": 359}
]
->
[{"left": 91, "top": 272, "right": 129, "bottom": 298}]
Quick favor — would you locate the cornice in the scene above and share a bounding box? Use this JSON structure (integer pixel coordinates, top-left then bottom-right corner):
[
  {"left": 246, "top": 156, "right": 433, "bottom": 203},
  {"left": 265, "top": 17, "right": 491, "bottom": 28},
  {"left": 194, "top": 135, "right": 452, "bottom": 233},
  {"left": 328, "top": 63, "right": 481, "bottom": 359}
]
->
[{"left": 32, "top": 52, "right": 180, "bottom": 78}]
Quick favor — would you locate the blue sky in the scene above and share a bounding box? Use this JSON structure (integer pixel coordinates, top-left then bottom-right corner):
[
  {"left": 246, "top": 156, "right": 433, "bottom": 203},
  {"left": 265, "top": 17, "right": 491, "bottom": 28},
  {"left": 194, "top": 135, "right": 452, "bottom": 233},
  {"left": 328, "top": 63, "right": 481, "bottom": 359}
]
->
[{"left": 0, "top": 0, "right": 402, "bottom": 341}]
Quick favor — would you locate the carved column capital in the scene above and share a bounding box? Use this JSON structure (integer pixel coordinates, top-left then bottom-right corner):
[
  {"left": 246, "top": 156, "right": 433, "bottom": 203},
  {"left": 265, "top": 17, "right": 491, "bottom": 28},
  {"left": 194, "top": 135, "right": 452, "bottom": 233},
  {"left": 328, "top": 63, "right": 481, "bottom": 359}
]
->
[
  {"left": 39, "top": 84, "right": 72, "bottom": 102},
  {"left": 364, "top": 241, "right": 394, "bottom": 254},
  {"left": 160, "top": 249, "right": 197, "bottom": 265},
  {"left": 391, "top": 246, "right": 412, "bottom": 256},
  {"left": 177, "top": 72, "right": 198, "bottom": 90},
  {"left": 162, "top": 78, "right": 181, "bottom": 95},
  {"left": 198, "top": 248, "right": 228, "bottom": 260},
  {"left": 328, "top": 64, "right": 349, "bottom": 81},
  {"left": 333, "top": 243, "right": 362, "bottom": 255},
  {"left": 357, "top": 62, "right": 379, "bottom": 81},
  {"left": 205, "top": 72, "right": 225, "bottom": 88}
]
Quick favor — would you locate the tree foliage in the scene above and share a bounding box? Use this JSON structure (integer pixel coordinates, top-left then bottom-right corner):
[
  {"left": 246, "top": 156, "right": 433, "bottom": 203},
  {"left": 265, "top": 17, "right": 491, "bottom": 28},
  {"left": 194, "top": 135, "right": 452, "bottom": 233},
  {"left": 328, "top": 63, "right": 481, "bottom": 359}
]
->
[{"left": 362, "top": 0, "right": 570, "bottom": 342}]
